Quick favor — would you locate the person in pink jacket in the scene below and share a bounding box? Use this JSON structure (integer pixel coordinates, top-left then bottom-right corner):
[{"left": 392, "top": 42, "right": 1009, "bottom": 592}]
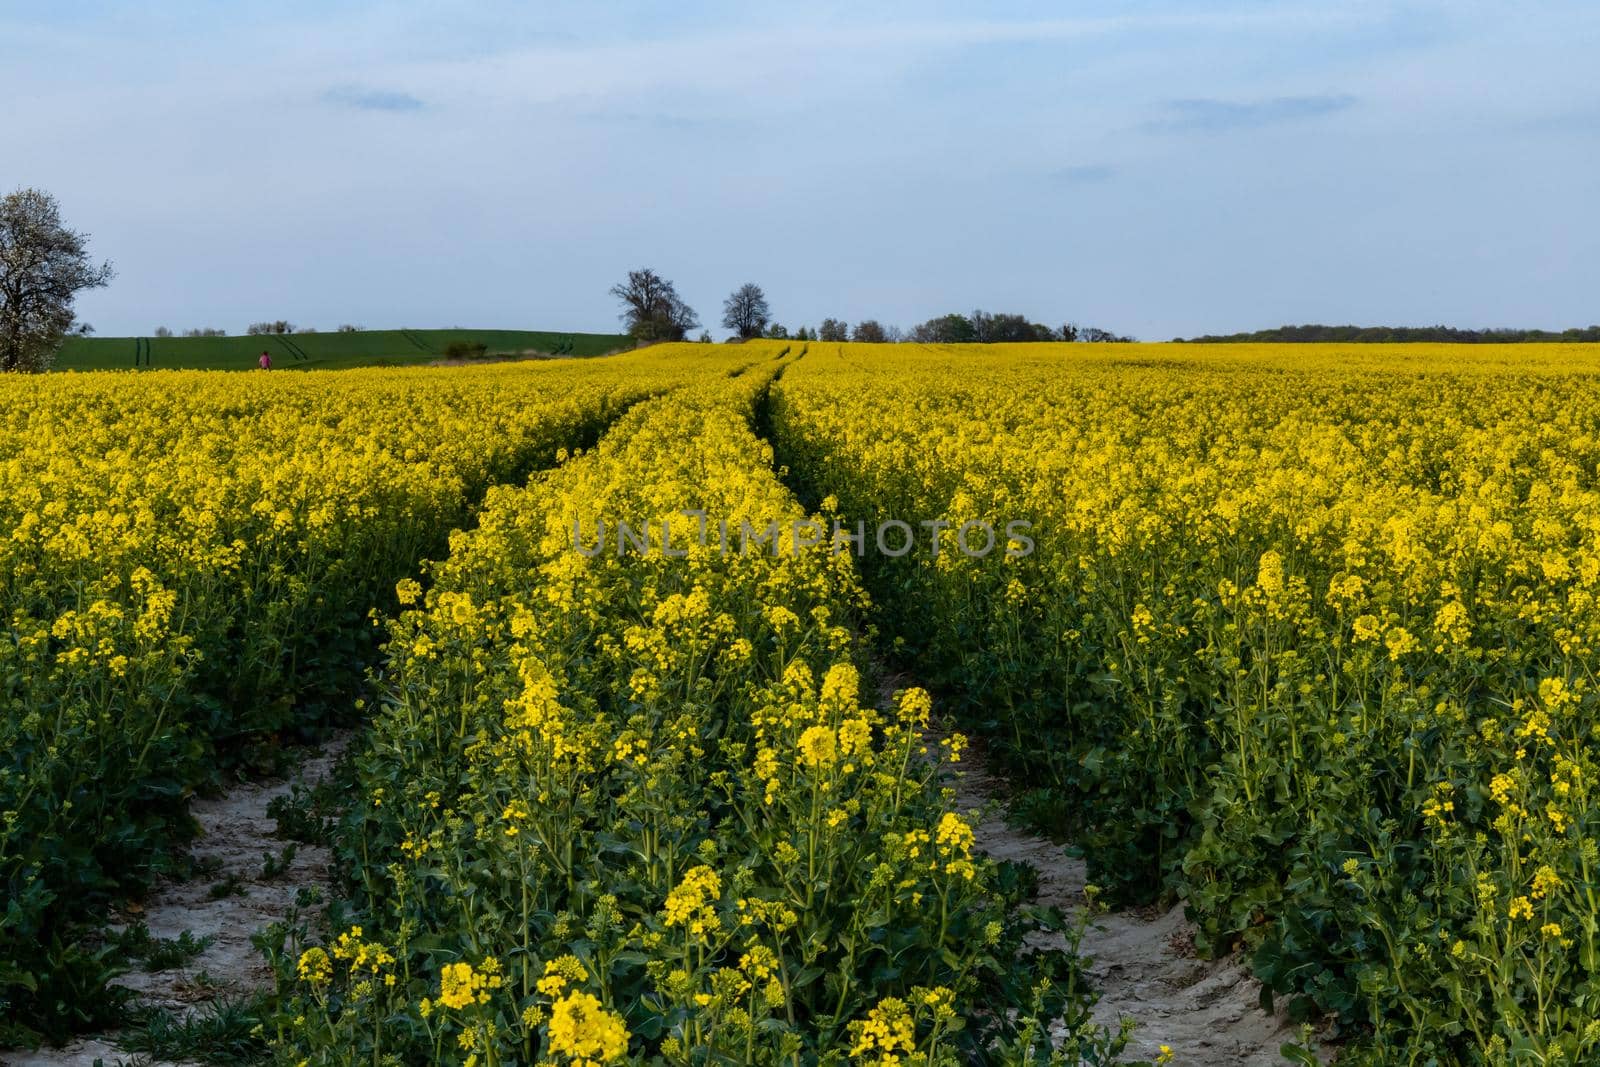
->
[{"left": 259, "top": 350, "right": 272, "bottom": 370}]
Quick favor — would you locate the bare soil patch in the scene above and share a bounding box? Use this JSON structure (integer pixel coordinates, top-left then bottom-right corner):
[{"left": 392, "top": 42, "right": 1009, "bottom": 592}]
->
[
  {"left": 879, "top": 662, "right": 1324, "bottom": 1065},
  {"left": 1, "top": 735, "right": 350, "bottom": 1067}
]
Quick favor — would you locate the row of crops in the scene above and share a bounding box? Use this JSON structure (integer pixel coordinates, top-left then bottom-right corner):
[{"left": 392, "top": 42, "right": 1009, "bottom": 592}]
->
[
  {"left": 275, "top": 355, "right": 1113, "bottom": 1063},
  {"left": 0, "top": 354, "right": 720, "bottom": 1043},
  {"left": 768, "top": 341, "right": 1600, "bottom": 1063}
]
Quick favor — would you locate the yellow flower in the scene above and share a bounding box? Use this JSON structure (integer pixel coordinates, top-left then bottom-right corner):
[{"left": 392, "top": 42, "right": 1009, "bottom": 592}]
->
[
  {"left": 537, "top": 954, "right": 589, "bottom": 997},
  {"left": 896, "top": 688, "right": 934, "bottom": 729},
  {"left": 798, "top": 725, "right": 838, "bottom": 769},
  {"left": 936, "top": 812, "right": 975, "bottom": 856},
  {"left": 663, "top": 865, "right": 723, "bottom": 938},
  {"left": 849, "top": 996, "right": 916, "bottom": 1060},
  {"left": 439, "top": 960, "right": 498, "bottom": 1010},
  {"left": 296, "top": 947, "right": 332, "bottom": 987},
  {"left": 546, "top": 991, "right": 629, "bottom": 1063},
  {"left": 502, "top": 798, "right": 531, "bottom": 836}
]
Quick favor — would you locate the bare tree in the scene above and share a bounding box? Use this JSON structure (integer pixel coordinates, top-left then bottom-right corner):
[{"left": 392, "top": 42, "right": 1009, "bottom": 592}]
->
[
  {"left": 610, "top": 267, "right": 699, "bottom": 342},
  {"left": 247, "top": 320, "right": 295, "bottom": 336},
  {"left": 721, "top": 282, "right": 771, "bottom": 340},
  {"left": 1079, "top": 325, "right": 1132, "bottom": 342},
  {"left": 153, "top": 326, "right": 173, "bottom": 338},
  {"left": 0, "top": 188, "right": 114, "bottom": 372},
  {"left": 818, "top": 318, "right": 849, "bottom": 342},
  {"left": 851, "top": 320, "right": 888, "bottom": 343}
]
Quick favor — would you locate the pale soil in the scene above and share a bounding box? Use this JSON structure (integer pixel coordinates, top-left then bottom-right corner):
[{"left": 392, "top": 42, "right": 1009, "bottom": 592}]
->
[
  {"left": 930, "top": 713, "right": 1326, "bottom": 1065},
  {"left": 1, "top": 735, "right": 349, "bottom": 1067}
]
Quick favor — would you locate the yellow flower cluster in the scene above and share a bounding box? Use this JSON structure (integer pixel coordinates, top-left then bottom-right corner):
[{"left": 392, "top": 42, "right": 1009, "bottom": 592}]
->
[
  {"left": 765, "top": 339, "right": 1600, "bottom": 1061},
  {"left": 662, "top": 865, "right": 723, "bottom": 938},
  {"left": 547, "top": 991, "right": 629, "bottom": 1064},
  {"left": 438, "top": 958, "right": 503, "bottom": 1011}
]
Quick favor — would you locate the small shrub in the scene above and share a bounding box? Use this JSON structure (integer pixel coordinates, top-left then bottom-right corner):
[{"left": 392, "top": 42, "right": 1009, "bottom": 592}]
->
[{"left": 443, "top": 340, "right": 490, "bottom": 360}]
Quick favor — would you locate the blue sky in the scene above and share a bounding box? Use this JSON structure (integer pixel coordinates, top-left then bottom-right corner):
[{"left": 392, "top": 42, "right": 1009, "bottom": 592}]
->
[{"left": 3, "top": 1, "right": 1596, "bottom": 339}]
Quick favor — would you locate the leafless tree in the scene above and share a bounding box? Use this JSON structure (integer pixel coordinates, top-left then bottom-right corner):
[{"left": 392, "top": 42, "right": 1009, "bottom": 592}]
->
[
  {"left": 0, "top": 188, "right": 113, "bottom": 372},
  {"left": 610, "top": 267, "right": 699, "bottom": 342},
  {"left": 721, "top": 282, "right": 771, "bottom": 339},
  {"left": 153, "top": 326, "right": 173, "bottom": 338}
]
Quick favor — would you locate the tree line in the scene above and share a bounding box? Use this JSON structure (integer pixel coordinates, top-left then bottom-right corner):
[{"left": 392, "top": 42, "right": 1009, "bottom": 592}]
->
[
  {"left": 152, "top": 323, "right": 362, "bottom": 338},
  {"left": 612, "top": 268, "right": 1134, "bottom": 345},
  {"left": 1178, "top": 323, "right": 1600, "bottom": 343}
]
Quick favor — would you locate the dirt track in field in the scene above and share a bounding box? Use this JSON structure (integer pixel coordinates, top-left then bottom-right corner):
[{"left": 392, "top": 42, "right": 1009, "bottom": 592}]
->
[
  {"left": 913, "top": 686, "right": 1326, "bottom": 1065},
  {"left": 1, "top": 736, "right": 349, "bottom": 1067}
]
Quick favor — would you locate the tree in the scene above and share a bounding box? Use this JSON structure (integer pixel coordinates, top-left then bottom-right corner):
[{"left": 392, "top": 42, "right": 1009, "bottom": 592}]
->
[
  {"left": 0, "top": 188, "right": 113, "bottom": 372},
  {"left": 908, "top": 313, "right": 976, "bottom": 344},
  {"left": 153, "top": 326, "right": 173, "bottom": 338},
  {"left": 851, "top": 320, "right": 888, "bottom": 343},
  {"left": 765, "top": 322, "right": 789, "bottom": 340},
  {"left": 247, "top": 320, "right": 295, "bottom": 336},
  {"left": 721, "top": 282, "right": 771, "bottom": 340},
  {"left": 818, "top": 318, "right": 849, "bottom": 342},
  {"left": 966, "top": 310, "right": 1054, "bottom": 343},
  {"left": 610, "top": 267, "right": 699, "bottom": 343}
]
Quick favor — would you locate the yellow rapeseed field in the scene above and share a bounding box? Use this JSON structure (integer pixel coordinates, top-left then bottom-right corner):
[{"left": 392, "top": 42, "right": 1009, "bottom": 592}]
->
[
  {"left": 772, "top": 341, "right": 1600, "bottom": 1063},
  {"left": 8, "top": 340, "right": 1599, "bottom": 1064}
]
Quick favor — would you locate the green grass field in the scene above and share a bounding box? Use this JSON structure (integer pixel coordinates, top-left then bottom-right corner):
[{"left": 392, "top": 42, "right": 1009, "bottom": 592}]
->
[{"left": 53, "top": 328, "right": 633, "bottom": 371}]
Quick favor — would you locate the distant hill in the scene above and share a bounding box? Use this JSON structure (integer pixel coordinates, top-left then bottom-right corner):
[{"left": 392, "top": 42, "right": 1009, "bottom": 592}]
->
[
  {"left": 1177, "top": 324, "right": 1600, "bottom": 344},
  {"left": 53, "top": 328, "right": 633, "bottom": 371}
]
